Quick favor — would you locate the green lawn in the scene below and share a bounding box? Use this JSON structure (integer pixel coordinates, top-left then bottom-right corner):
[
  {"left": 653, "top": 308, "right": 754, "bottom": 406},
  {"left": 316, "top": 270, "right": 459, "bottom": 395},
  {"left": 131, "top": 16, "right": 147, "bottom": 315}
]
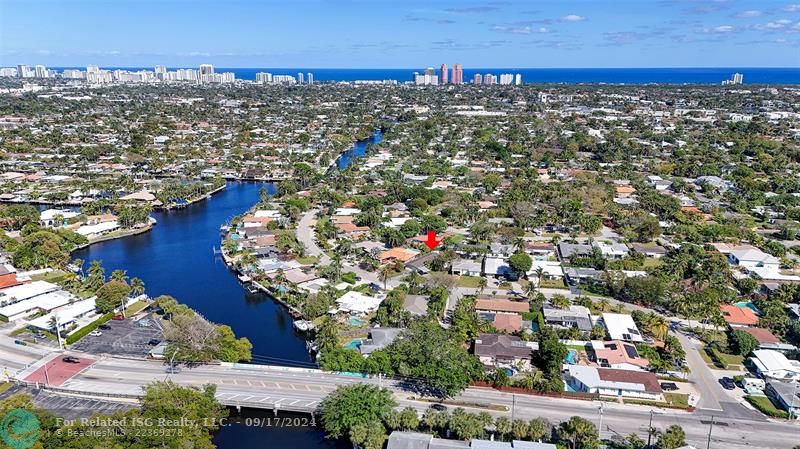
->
[
  {"left": 664, "top": 393, "right": 689, "bottom": 408},
  {"left": 539, "top": 278, "right": 567, "bottom": 289},
  {"left": 642, "top": 258, "right": 663, "bottom": 268},
  {"left": 125, "top": 300, "right": 150, "bottom": 316},
  {"left": 296, "top": 256, "right": 319, "bottom": 264},
  {"left": 31, "top": 270, "right": 72, "bottom": 283},
  {"left": 457, "top": 276, "right": 484, "bottom": 288},
  {"left": 746, "top": 395, "right": 789, "bottom": 418}
]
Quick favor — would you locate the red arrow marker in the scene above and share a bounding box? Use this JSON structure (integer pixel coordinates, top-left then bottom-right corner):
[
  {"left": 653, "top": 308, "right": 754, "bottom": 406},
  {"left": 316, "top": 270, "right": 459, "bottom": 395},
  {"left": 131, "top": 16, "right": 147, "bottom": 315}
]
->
[{"left": 424, "top": 230, "right": 441, "bottom": 250}]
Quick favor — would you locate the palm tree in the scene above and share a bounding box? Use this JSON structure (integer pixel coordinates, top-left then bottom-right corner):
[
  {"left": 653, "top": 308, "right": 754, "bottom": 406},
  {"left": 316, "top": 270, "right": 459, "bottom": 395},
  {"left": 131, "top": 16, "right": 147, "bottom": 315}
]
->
[
  {"left": 378, "top": 265, "right": 393, "bottom": 291},
  {"left": 111, "top": 269, "right": 129, "bottom": 283},
  {"left": 130, "top": 277, "right": 145, "bottom": 296},
  {"left": 598, "top": 297, "right": 610, "bottom": 312},
  {"left": 478, "top": 277, "right": 488, "bottom": 294},
  {"left": 648, "top": 314, "right": 669, "bottom": 341},
  {"left": 559, "top": 416, "right": 598, "bottom": 449},
  {"left": 73, "top": 258, "right": 84, "bottom": 278}
]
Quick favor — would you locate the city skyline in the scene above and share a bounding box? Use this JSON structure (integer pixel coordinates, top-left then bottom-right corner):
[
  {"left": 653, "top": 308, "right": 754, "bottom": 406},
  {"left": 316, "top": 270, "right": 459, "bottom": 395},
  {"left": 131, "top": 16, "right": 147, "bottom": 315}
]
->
[{"left": 1, "top": 0, "right": 798, "bottom": 68}]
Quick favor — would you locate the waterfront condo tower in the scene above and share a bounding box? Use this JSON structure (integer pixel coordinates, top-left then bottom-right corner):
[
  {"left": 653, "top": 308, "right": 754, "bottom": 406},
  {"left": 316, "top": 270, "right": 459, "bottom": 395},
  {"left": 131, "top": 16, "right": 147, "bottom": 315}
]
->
[
  {"left": 440, "top": 63, "right": 448, "bottom": 84},
  {"left": 453, "top": 63, "right": 463, "bottom": 84}
]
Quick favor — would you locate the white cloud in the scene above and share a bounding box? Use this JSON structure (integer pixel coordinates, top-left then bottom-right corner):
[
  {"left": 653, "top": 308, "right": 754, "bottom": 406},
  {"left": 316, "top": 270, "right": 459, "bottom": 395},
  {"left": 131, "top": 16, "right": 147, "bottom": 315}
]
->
[
  {"left": 736, "top": 10, "right": 763, "bottom": 17},
  {"left": 714, "top": 25, "right": 735, "bottom": 33},
  {"left": 784, "top": 4, "right": 800, "bottom": 12},
  {"left": 560, "top": 14, "right": 585, "bottom": 22}
]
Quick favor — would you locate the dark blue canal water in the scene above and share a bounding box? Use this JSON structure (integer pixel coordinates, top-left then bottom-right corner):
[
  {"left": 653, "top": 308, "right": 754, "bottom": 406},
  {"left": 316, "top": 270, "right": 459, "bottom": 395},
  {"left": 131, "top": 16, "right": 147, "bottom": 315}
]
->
[{"left": 72, "top": 130, "right": 381, "bottom": 448}]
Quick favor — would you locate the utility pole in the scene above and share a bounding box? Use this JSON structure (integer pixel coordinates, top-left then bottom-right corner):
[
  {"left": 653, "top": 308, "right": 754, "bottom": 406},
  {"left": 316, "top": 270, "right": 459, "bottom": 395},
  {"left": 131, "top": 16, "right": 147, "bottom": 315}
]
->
[
  {"left": 706, "top": 415, "right": 715, "bottom": 449},
  {"left": 511, "top": 393, "right": 516, "bottom": 422},
  {"left": 647, "top": 410, "right": 655, "bottom": 447},
  {"left": 597, "top": 402, "right": 604, "bottom": 440},
  {"left": 54, "top": 314, "right": 63, "bottom": 351}
]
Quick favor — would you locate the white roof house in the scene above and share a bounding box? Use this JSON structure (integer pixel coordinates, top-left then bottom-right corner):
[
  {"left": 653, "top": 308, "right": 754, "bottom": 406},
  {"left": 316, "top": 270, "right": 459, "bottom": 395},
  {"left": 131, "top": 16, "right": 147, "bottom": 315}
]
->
[
  {"left": 593, "top": 241, "right": 629, "bottom": 259},
  {"left": 749, "top": 349, "right": 800, "bottom": 381},
  {"left": 564, "top": 365, "right": 663, "bottom": 401},
  {"left": 76, "top": 220, "right": 119, "bottom": 237},
  {"left": 39, "top": 209, "right": 79, "bottom": 227},
  {"left": 335, "top": 291, "right": 383, "bottom": 315},
  {"left": 728, "top": 247, "right": 780, "bottom": 269},
  {"left": 27, "top": 298, "right": 97, "bottom": 332},
  {"left": 333, "top": 207, "right": 361, "bottom": 216},
  {"left": 527, "top": 260, "right": 564, "bottom": 279},
  {"left": 0, "top": 283, "right": 74, "bottom": 321},
  {"left": 601, "top": 313, "right": 644, "bottom": 342},
  {"left": 484, "top": 257, "right": 511, "bottom": 277},
  {"left": 254, "top": 209, "right": 282, "bottom": 219}
]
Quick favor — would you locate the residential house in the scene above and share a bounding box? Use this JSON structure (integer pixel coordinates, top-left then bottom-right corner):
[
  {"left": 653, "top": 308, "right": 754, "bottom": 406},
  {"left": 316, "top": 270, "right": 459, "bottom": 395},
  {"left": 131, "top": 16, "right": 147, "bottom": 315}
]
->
[
  {"left": 601, "top": 313, "right": 644, "bottom": 343},
  {"left": 749, "top": 350, "right": 800, "bottom": 381},
  {"left": 593, "top": 241, "right": 629, "bottom": 259},
  {"left": 378, "top": 247, "right": 420, "bottom": 265},
  {"left": 765, "top": 381, "right": 800, "bottom": 419},
  {"left": 564, "top": 365, "right": 663, "bottom": 401},
  {"left": 360, "top": 328, "right": 404, "bottom": 356},
  {"left": 630, "top": 243, "right": 667, "bottom": 259},
  {"left": 335, "top": 291, "right": 384, "bottom": 315},
  {"left": 475, "top": 299, "right": 530, "bottom": 315},
  {"left": 591, "top": 340, "right": 650, "bottom": 371},
  {"left": 720, "top": 304, "right": 759, "bottom": 327},
  {"left": 451, "top": 259, "right": 482, "bottom": 276},
  {"left": 473, "top": 333, "right": 538, "bottom": 371},
  {"left": 739, "top": 327, "right": 797, "bottom": 352},
  {"left": 558, "top": 242, "right": 593, "bottom": 261},
  {"left": 542, "top": 305, "right": 593, "bottom": 332},
  {"left": 483, "top": 257, "right": 512, "bottom": 278}
]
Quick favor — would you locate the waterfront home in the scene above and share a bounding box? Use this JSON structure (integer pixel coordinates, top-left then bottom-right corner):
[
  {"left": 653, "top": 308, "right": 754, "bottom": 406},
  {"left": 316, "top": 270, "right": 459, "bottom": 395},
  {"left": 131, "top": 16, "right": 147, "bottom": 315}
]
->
[
  {"left": 473, "top": 333, "right": 537, "bottom": 371},
  {"left": 765, "top": 381, "right": 800, "bottom": 419},
  {"left": 600, "top": 313, "right": 644, "bottom": 343},
  {"left": 749, "top": 350, "right": 800, "bottom": 381},
  {"left": 542, "top": 305, "right": 593, "bottom": 332},
  {"left": 564, "top": 365, "right": 663, "bottom": 401},
  {"left": 39, "top": 209, "right": 79, "bottom": 227},
  {"left": 720, "top": 304, "right": 759, "bottom": 327},
  {"left": 334, "top": 291, "right": 383, "bottom": 315},
  {"left": 590, "top": 340, "right": 650, "bottom": 371}
]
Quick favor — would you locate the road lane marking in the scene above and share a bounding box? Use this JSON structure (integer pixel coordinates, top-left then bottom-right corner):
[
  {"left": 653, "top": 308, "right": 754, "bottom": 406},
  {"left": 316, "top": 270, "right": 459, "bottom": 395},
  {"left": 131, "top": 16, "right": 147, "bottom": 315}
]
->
[
  {"left": 260, "top": 381, "right": 266, "bottom": 388},
  {"left": 247, "top": 380, "right": 252, "bottom": 386}
]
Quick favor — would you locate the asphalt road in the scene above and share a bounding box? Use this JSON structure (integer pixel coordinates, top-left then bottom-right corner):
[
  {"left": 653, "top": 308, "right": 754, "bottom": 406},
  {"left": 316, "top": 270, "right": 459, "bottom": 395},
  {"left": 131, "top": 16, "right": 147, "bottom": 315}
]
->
[
  {"left": 296, "top": 209, "right": 331, "bottom": 266},
  {"left": 4, "top": 347, "right": 796, "bottom": 449}
]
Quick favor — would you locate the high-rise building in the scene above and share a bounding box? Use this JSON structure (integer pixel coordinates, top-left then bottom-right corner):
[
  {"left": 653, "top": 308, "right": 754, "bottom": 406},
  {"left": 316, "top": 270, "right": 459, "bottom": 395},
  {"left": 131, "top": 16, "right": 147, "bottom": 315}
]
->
[
  {"left": 499, "top": 73, "right": 514, "bottom": 85},
  {"left": 199, "top": 64, "right": 214, "bottom": 75},
  {"left": 473, "top": 73, "right": 482, "bottom": 85},
  {"left": 298, "top": 72, "right": 305, "bottom": 84},
  {"left": 16, "top": 64, "right": 29, "bottom": 78},
  {"left": 86, "top": 65, "right": 100, "bottom": 73},
  {"left": 307, "top": 72, "right": 313, "bottom": 85},
  {"left": 424, "top": 67, "right": 435, "bottom": 76},
  {"left": 484, "top": 73, "right": 495, "bottom": 85},
  {"left": 452, "top": 64, "right": 463, "bottom": 85},
  {"left": 514, "top": 73, "right": 522, "bottom": 85},
  {"left": 34, "top": 65, "right": 47, "bottom": 78},
  {"left": 440, "top": 64, "right": 448, "bottom": 85},
  {"left": 732, "top": 73, "right": 743, "bottom": 84},
  {"left": 256, "top": 72, "right": 273, "bottom": 84}
]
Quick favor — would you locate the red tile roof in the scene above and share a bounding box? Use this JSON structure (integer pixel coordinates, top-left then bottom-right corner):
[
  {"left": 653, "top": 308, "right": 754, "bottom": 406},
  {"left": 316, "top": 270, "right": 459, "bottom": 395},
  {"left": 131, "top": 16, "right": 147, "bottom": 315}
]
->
[{"left": 720, "top": 305, "right": 759, "bottom": 326}]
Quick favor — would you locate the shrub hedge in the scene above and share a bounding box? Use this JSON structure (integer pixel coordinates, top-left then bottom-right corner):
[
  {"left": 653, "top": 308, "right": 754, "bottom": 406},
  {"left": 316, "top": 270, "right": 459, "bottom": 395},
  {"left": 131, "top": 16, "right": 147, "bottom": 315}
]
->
[{"left": 65, "top": 312, "right": 115, "bottom": 345}]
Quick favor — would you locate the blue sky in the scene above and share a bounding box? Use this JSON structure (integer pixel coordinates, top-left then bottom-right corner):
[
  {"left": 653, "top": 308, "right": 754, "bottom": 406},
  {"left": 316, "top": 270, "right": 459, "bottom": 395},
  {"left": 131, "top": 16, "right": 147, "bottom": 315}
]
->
[{"left": 1, "top": 0, "right": 798, "bottom": 68}]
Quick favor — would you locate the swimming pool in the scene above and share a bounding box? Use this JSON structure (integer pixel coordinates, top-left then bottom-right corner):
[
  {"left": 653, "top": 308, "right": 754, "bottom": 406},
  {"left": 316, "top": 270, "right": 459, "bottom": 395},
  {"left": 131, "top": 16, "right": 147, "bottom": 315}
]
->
[
  {"left": 344, "top": 339, "right": 361, "bottom": 350},
  {"left": 734, "top": 301, "right": 760, "bottom": 314},
  {"left": 565, "top": 349, "right": 579, "bottom": 365},
  {"left": 348, "top": 318, "right": 365, "bottom": 327}
]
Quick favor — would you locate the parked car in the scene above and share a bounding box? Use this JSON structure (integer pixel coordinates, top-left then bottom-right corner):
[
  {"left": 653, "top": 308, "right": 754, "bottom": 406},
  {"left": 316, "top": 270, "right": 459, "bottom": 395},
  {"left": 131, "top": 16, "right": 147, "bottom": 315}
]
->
[
  {"left": 719, "top": 377, "right": 736, "bottom": 390},
  {"left": 165, "top": 364, "right": 182, "bottom": 374},
  {"left": 429, "top": 403, "right": 447, "bottom": 411},
  {"left": 62, "top": 356, "right": 80, "bottom": 363},
  {"left": 660, "top": 382, "right": 679, "bottom": 392},
  {"left": 111, "top": 314, "right": 125, "bottom": 321},
  {"left": 138, "top": 319, "right": 152, "bottom": 328},
  {"left": 88, "top": 331, "right": 102, "bottom": 337},
  {"left": 98, "top": 324, "right": 111, "bottom": 330},
  {"left": 148, "top": 339, "right": 161, "bottom": 346}
]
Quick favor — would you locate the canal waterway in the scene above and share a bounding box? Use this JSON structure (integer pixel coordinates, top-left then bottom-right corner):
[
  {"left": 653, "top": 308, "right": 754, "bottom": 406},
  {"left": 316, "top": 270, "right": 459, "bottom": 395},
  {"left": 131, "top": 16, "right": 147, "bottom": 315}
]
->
[{"left": 72, "top": 129, "right": 382, "bottom": 448}]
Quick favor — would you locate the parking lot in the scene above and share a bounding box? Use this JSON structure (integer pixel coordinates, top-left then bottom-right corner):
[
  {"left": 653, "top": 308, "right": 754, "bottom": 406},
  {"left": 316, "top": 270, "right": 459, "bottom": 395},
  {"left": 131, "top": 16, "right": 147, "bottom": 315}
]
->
[{"left": 71, "top": 313, "right": 164, "bottom": 357}]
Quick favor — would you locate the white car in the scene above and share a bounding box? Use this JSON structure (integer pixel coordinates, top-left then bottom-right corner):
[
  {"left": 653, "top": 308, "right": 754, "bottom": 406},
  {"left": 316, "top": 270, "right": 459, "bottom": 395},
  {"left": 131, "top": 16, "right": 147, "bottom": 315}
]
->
[{"left": 89, "top": 330, "right": 102, "bottom": 337}]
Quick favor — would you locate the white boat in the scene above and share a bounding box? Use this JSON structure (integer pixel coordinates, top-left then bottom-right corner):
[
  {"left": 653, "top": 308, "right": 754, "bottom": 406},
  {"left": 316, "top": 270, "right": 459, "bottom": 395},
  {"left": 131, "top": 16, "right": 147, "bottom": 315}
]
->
[
  {"left": 294, "top": 320, "right": 310, "bottom": 332},
  {"left": 238, "top": 274, "right": 251, "bottom": 283}
]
